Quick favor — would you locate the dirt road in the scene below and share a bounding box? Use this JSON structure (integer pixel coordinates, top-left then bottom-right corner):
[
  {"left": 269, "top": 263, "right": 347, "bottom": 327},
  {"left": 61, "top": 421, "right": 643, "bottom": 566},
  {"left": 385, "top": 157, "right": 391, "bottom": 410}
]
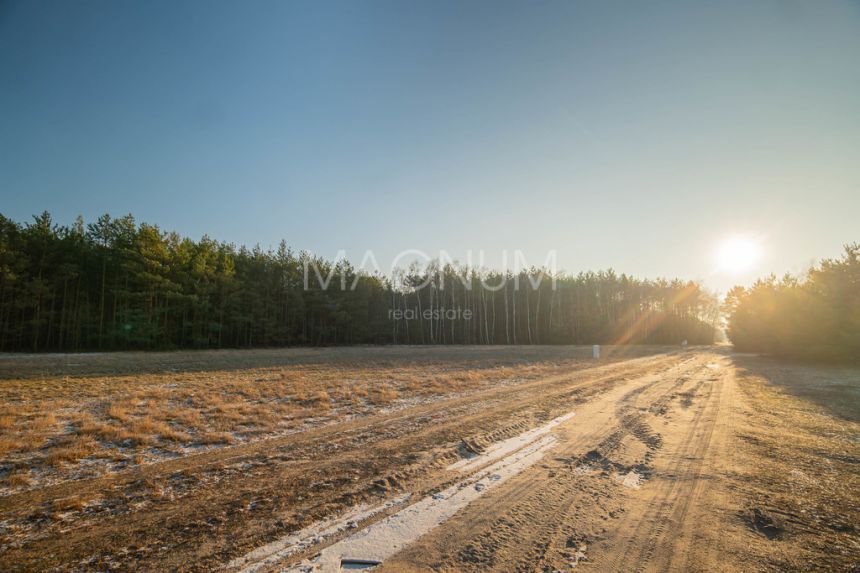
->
[{"left": 1, "top": 348, "right": 857, "bottom": 572}]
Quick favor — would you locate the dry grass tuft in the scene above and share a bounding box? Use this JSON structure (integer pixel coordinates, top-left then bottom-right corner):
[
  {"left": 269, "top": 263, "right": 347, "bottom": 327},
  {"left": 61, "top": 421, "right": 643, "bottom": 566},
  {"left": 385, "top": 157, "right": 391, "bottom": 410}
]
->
[
  {"left": 0, "top": 437, "right": 23, "bottom": 456},
  {"left": 5, "top": 470, "right": 31, "bottom": 487},
  {"left": 106, "top": 404, "right": 131, "bottom": 423},
  {"left": 306, "top": 390, "right": 331, "bottom": 408},
  {"left": 369, "top": 385, "right": 399, "bottom": 405},
  {"left": 29, "top": 412, "right": 58, "bottom": 431},
  {"left": 51, "top": 496, "right": 86, "bottom": 512},
  {"left": 200, "top": 431, "right": 235, "bottom": 445},
  {"left": 46, "top": 436, "right": 98, "bottom": 466}
]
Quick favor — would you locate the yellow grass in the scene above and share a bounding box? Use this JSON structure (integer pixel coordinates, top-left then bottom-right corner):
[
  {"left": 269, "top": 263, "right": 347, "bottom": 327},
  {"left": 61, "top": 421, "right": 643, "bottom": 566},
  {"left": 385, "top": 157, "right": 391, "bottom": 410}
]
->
[
  {"left": 0, "top": 347, "right": 595, "bottom": 484},
  {"left": 5, "top": 470, "right": 31, "bottom": 487},
  {"left": 45, "top": 436, "right": 99, "bottom": 466}
]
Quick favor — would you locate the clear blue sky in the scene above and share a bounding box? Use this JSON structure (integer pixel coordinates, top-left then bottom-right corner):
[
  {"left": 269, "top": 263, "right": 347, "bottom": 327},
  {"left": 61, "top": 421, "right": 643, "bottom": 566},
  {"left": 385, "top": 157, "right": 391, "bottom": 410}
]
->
[{"left": 1, "top": 0, "right": 858, "bottom": 292}]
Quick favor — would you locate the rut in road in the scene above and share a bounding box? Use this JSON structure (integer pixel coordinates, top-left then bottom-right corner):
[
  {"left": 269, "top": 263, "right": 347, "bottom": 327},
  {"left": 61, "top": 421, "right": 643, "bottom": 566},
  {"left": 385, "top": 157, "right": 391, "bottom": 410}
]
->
[{"left": 377, "top": 354, "right": 724, "bottom": 573}]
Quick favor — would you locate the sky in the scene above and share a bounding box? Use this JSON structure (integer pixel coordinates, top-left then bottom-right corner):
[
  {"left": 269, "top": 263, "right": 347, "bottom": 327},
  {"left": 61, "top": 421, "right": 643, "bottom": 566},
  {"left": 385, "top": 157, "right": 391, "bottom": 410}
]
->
[{"left": 1, "top": 0, "right": 858, "bottom": 293}]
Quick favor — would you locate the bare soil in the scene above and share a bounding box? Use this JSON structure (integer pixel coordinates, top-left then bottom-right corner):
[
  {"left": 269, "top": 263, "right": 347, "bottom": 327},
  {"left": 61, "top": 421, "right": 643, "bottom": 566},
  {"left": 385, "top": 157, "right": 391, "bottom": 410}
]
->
[{"left": 0, "top": 347, "right": 857, "bottom": 572}]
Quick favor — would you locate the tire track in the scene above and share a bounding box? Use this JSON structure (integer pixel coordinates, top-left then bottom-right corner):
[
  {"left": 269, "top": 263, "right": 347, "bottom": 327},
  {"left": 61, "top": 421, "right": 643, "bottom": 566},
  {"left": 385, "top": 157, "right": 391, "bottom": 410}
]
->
[
  {"left": 377, "top": 354, "right": 714, "bottom": 572},
  {"left": 596, "top": 360, "right": 726, "bottom": 573}
]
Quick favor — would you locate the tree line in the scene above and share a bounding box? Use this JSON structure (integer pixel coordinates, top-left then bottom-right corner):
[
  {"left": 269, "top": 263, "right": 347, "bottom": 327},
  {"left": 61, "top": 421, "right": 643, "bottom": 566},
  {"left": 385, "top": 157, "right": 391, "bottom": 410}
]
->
[
  {"left": 0, "top": 212, "right": 718, "bottom": 352},
  {"left": 724, "top": 243, "right": 860, "bottom": 363}
]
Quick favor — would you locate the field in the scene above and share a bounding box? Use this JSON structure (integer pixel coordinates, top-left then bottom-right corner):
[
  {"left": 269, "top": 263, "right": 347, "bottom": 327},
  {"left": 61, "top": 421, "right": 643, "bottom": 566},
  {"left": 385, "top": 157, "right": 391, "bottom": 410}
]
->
[{"left": 0, "top": 346, "right": 857, "bottom": 572}]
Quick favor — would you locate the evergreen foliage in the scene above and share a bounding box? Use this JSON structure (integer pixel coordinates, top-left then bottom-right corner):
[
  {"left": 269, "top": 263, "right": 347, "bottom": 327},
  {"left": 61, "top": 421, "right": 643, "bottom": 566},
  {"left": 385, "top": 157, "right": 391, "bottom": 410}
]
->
[
  {"left": 0, "top": 212, "right": 718, "bottom": 351},
  {"left": 724, "top": 244, "right": 860, "bottom": 362}
]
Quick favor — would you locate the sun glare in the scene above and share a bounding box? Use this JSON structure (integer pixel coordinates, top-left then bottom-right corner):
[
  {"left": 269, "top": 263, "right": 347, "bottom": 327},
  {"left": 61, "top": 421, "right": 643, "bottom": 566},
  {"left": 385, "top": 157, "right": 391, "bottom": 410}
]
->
[{"left": 715, "top": 236, "right": 762, "bottom": 273}]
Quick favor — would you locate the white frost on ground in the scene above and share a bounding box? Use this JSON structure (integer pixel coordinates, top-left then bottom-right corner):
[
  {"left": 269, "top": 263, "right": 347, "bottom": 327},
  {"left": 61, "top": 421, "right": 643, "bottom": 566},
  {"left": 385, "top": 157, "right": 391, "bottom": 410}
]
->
[
  {"left": 285, "top": 435, "right": 559, "bottom": 572},
  {"left": 225, "top": 496, "right": 410, "bottom": 573},
  {"left": 615, "top": 470, "right": 642, "bottom": 489},
  {"left": 228, "top": 410, "right": 577, "bottom": 572},
  {"left": 446, "top": 412, "right": 575, "bottom": 472}
]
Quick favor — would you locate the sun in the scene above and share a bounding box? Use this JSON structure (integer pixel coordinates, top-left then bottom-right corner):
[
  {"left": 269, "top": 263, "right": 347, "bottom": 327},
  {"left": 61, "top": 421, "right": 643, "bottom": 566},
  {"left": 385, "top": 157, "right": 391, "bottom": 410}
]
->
[{"left": 715, "top": 236, "right": 762, "bottom": 273}]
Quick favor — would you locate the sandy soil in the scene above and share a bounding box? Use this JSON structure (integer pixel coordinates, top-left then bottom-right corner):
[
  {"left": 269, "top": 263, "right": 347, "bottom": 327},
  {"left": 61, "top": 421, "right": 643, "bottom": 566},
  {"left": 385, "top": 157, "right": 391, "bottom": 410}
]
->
[{"left": 0, "top": 347, "right": 857, "bottom": 572}]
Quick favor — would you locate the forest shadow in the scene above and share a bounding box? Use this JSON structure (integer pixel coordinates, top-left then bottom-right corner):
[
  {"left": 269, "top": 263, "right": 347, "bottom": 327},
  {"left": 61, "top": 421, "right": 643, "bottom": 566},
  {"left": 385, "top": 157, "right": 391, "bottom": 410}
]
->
[{"left": 731, "top": 353, "right": 860, "bottom": 422}]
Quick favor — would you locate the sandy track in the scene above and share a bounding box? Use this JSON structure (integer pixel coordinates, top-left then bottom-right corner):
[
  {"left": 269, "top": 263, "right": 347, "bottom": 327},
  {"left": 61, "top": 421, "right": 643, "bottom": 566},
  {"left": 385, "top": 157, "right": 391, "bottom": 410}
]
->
[
  {"left": 377, "top": 353, "right": 717, "bottom": 572},
  {"left": 2, "top": 349, "right": 857, "bottom": 572}
]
